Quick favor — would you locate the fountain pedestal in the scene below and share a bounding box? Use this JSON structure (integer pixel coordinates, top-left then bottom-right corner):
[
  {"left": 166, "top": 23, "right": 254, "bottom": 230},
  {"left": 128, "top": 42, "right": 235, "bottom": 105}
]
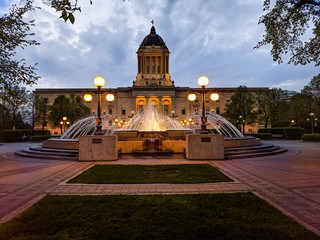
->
[
  {"left": 186, "top": 134, "right": 224, "bottom": 160},
  {"left": 78, "top": 135, "right": 118, "bottom": 161}
]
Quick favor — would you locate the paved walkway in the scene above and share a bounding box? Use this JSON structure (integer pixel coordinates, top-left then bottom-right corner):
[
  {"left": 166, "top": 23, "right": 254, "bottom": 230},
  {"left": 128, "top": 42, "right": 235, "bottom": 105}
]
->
[{"left": 0, "top": 140, "right": 319, "bottom": 236}]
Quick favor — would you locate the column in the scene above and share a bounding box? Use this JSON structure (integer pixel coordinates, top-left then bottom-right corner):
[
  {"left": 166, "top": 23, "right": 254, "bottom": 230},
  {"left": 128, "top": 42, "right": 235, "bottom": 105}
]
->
[{"left": 158, "top": 96, "right": 162, "bottom": 113}]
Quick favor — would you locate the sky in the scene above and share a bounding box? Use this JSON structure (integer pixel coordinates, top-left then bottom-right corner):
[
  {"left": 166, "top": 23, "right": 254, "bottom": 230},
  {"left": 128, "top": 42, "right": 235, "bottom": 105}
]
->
[{"left": 1, "top": 0, "right": 319, "bottom": 91}]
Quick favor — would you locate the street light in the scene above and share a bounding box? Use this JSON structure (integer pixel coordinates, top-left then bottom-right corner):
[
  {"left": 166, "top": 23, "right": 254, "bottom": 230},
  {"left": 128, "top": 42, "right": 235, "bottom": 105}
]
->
[
  {"left": 60, "top": 116, "right": 70, "bottom": 134},
  {"left": 128, "top": 111, "right": 135, "bottom": 119},
  {"left": 171, "top": 110, "right": 178, "bottom": 119},
  {"left": 310, "top": 113, "right": 315, "bottom": 134},
  {"left": 239, "top": 115, "right": 243, "bottom": 134},
  {"left": 84, "top": 76, "right": 115, "bottom": 135},
  {"left": 187, "top": 76, "right": 219, "bottom": 134}
]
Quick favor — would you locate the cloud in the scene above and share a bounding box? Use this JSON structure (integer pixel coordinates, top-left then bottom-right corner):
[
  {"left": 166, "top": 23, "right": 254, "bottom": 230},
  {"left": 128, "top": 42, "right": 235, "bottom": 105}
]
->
[
  {"left": 1, "top": 0, "right": 319, "bottom": 91},
  {"left": 272, "top": 78, "right": 310, "bottom": 91}
]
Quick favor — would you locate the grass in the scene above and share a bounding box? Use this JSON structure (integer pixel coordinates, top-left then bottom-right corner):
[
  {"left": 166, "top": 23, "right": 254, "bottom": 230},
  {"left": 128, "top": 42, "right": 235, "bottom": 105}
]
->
[
  {"left": 67, "top": 164, "right": 233, "bottom": 184},
  {"left": 0, "top": 193, "right": 319, "bottom": 240}
]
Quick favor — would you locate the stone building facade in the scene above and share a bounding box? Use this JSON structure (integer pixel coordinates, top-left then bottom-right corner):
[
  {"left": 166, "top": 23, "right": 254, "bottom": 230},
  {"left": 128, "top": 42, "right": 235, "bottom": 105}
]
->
[{"left": 35, "top": 25, "right": 266, "bottom": 134}]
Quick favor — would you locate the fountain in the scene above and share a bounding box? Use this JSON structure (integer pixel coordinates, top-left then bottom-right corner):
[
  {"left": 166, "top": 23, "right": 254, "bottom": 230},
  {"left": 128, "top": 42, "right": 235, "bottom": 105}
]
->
[{"left": 41, "top": 102, "right": 261, "bottom": 155}]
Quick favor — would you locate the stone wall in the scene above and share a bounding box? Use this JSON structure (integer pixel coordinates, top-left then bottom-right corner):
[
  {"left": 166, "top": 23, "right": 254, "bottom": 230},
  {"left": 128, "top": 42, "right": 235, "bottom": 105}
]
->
[
  {"left": 78, "top": 135, "right": 118, "bottom": 161},
  {"left": 186, "top": 134, "right": 224, "bottom": 160}
]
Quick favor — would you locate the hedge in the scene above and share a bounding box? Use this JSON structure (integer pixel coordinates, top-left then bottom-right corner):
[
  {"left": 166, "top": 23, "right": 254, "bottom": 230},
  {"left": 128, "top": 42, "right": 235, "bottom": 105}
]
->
[
  {"left": 31, "top": 135, "right": 61, "bottom": 142},
  {"left": 1, "top": 129, "right": 51, "bottom": 142},
  {"left": 245, "top": 133, "right": 273, "bottom": 139},
  {"left": 302, "top": 134, "right": 320, "bottom": 142},
  {"left": 258, "top": 127, "right": 304, "bottom": 139}
]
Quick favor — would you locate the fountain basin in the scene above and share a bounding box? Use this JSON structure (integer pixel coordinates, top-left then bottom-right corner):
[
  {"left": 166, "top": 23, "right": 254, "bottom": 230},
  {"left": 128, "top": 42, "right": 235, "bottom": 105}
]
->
[
  {"left": 224, "top": 136, "right": 261, "bottom": 148},
  {"left": 42, "top": 135, "right": 261, "bottom": 154},
  {"left": 43, "top": 138, "right": 79, "bottom": 150}
]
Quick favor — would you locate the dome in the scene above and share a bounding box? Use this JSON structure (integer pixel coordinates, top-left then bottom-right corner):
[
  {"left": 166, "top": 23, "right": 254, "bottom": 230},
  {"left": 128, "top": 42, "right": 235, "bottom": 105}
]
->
[{"left": 141, "top": 26, "right": 166, "bottom": 47}]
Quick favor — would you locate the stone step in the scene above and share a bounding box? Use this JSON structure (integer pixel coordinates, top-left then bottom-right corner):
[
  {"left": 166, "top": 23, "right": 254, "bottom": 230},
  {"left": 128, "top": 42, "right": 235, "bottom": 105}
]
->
[
  {"left": 225, "top": 145, "right": 279, "bottom": 156},
  {"left": 15, "top": 151, "right": 78, "bottom": 161},
  {"left": 225, "top": 147, "right": 287, "bottom": 160},
  {"left": 225, "top": 144, "right": 275, "bottom": 152},
  {"left": 22, "top": 149, "right": 78, "bottom": 158},
  {"left": 29, "top": 146, "right": 78, "bottom": 154}
]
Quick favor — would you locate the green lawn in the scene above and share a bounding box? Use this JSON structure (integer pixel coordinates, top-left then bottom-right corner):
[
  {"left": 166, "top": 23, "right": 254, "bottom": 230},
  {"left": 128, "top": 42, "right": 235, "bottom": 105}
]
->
[
  {"left": 68, "top": 164, "right": 233, "bottom": 184},
  {"left": 1, "top": 193, "right": 318, "bottom": 240}
]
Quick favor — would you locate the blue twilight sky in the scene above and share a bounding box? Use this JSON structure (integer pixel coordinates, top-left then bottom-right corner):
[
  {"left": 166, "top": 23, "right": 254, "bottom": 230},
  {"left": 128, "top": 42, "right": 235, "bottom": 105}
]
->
[{"left": 1, "top": 0, "right": 319, "bottom": 91}]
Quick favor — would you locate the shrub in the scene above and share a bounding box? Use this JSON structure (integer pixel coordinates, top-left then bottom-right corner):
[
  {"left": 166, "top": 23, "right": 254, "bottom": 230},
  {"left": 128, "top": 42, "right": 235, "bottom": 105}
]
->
[
  {"left": 302, "top": 134, "right": 320, "bottom": 142},
  {"left": 31, "top": 135, "right": 61, "bottom": 142},
  {"left": 258, "top": 127, "right": 305, "bottom": 139},
  {"left": 284, "top": 127, "right": 304, "bottom": 139},
  {"left": 33, "top": 130, "right": 51, "bottom": 135},
  {"left": 245, "top": 133, "right": 273, "bottom": 139},
  {"left": 1, "top": 129, "right": 52, "bottom": 142},
  {"left": 270, "top": 127, "right": 285, "bottom": 135},
  {"left": 257, "top": 128, "right": 270, "bottom": 134},
  {"left": 1, "top": 129, "right": 30, "bottom": 142}
]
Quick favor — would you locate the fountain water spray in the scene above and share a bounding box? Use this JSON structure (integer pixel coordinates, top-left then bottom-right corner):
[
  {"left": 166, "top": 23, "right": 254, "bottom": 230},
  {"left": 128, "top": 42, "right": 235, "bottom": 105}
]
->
[
  {"left": 122, "top": 104, "right": 184, "bottom": 131},
  {"left": 60, "top": 105, "right": 243, "bottom": 139}
]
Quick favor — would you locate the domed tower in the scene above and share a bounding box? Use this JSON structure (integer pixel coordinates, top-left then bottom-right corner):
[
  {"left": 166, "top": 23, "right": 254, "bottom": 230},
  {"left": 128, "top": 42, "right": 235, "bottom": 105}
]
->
[{"left": 134, "top": 23, "right": 172, "bottom": 87}]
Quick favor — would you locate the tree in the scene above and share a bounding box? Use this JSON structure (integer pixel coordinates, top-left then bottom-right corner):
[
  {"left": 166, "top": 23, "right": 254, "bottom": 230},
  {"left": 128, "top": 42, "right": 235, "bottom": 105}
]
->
[
  {"left": 224, "top": 86, "right": 257, "bottom": 132},
  {"left": 42, "top": 0, "right": 126, "bottom": 24},
  {"left": 48, "top": 95, "right": 70, "bottom": 133},
  {"left": 0, "top": 104, "right": 11, "bottom": 130},
  {"left": 288, "top": 93, "right": 312, "bottom": 126},
  {"left": 0, "top": 0, "right": 40, "bottom": 91},
  {"left": 302, "top": 73, "right": 320, "bottom": 108},
  {"left": 256, "top": 0, "right": 320, "bottom": 68},
  {"left": 256, "top": 88, "right": 289, "bottom": 128},
  {"left": 68, "top": 93, "right": 91, "bottom": 124},
  {"left": 0, "top": 85, "right": 30, "bottom": 129},
  {"left": 48, "top": 94, "right": 90, "bottom": 133},
  {"left": 34, "top": 94, "right": 50, "bottom": 130}
]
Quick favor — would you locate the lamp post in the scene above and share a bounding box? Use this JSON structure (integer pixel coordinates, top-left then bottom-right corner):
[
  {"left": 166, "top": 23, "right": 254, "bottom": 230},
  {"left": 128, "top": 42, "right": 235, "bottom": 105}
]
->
[
  {"left": 187, "top": 76, "right": 219, "bottom": 134},
  {"left": 171, "top": 110, "right": 178, "bottom": 119},
  {"left": 128, "top": 111, "right": 135, "bottom": 119},
  {"left": 310, "top": 113, "right": 315, "bottom": 134},
  {"left": 59, "top": 116, "right": 70, "bottom": 134},
  {"left": 84, "top": 76, "right": 115, "bottom": 135},
  {"left": 239, "top": 115, "right": 243, "bottom": 134}
]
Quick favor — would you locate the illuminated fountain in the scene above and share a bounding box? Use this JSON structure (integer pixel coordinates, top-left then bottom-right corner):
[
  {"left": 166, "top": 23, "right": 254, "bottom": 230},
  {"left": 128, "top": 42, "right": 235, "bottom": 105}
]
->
[
  {"left": 189, "top": 112, "right": 243, "bottom": 137},
  {"left": 42, "top": 76, "right": 259, "bottom": 156},
  {"left": 122, "top": 105, "right": 183, "bottom": 132},
  {"left": 60, "top": 114, "right": 114, "bottom": 139}
]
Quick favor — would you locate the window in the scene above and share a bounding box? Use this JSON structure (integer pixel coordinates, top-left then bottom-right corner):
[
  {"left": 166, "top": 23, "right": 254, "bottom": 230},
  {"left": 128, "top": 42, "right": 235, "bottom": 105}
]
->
[
  {"left": 151, "top": 105, "right": 156, "bottom": 111},
  {"left": 122, "top": 108, "right": 126, "bottom": 115},
  {"left": 109, "top": 121, "right": 112, "bottom": 126},
  {"left": 205, "top": 97, "right": 209, "bottom": 102},
  {"left": 206, "top": 107, "right": 209, "bottom": 113},
  {"left": 226, "top": 97, "right": 230, "bottom": 102},
  {"left": 164, "top": 105, "right": 169, "bottom": 115},
  {"left": 158, "top": 57, "right": 161, "bottom": 73},
  {"left": 139, "top": 105, "right": 144, "bottom": 113},
  {"left": 182, "top": 107, "right": 186, "bottom": 115},
  {"left": 108, "top": 108, "right": 112, "bottom": 115},
  {"left": 195, "top": 108, "right": 199, "bottom": 114},
  {"left": 216, "top": 107, "right": 220, "bottom": 114},
  {"left": 147, "top": 57, "right": 150, "bottom": 73}
]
